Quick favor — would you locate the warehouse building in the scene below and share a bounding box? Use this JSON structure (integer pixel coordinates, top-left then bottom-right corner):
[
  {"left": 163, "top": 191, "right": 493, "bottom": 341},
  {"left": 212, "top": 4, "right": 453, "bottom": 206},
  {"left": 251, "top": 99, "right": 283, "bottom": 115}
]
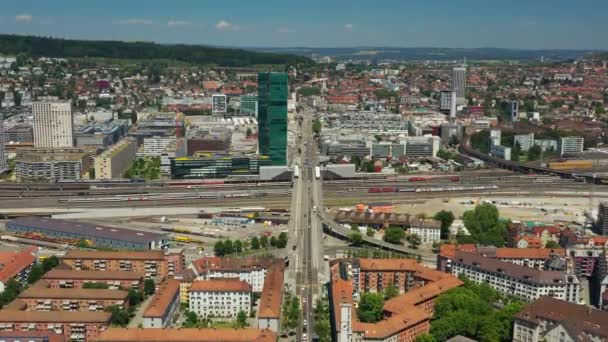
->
[{"left": 7, "top": 217, "right": 167, "bottom": 250}]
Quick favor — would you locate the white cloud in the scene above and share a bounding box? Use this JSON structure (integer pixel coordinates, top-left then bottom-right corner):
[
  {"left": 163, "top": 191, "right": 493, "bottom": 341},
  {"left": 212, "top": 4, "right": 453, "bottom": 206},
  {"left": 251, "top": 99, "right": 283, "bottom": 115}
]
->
[
  {"left": 345, "top": 23, "right": 354, "bottom": 31},
  {"left": 167, "top": 20, "right": 192, "bottom": 28},
  {"left": 277, "top": 27, "right": 295, "bottom": 33},
  {"left": 117, "top": 18, "right": 153, "bottom": 25},
  {"left": 215, "top": 20, "right": 240, "bottom": 31},
  {"left": 15, "top": 14, "right": 33, "bottom": 23}
]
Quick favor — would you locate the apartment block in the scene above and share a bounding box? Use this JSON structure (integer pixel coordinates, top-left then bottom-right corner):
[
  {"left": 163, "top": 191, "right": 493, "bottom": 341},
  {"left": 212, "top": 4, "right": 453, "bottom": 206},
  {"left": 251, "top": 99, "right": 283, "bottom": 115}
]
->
[
  {"left": 62, "top": 250, "right": 179, "bottom": 280},
  {"left": 191, "top": 257, "right": 275, "bottom": 292},
  {"left": 16, "top": 284, "right": 129, "bottom": 312},
  {"left": 42, "top": 269, "right": 143, "bottom": 290},
  {"left": 451, "top": 252, "right": 580, "bottom": 303},
  {"left": 0, "top": 311, "right": 110, "bottom": 342},
  {"left": 94, "top": 138, "right": 137, "bottom": 179},
  {"left": 94, "top": 328, "right": 276, "bottom": 342},
  {"left": 189, "top": 279, "right": 252, "bottom": 318},
  {"left": 142, "top": 279, "right": 180, "bottom": 328}
]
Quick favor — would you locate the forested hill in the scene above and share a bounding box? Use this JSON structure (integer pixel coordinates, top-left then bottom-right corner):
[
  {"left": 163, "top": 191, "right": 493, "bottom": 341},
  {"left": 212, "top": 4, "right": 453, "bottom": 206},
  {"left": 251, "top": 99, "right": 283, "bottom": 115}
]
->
[{"left": 0, "top": 34, "right": 312, "bottom": 66}]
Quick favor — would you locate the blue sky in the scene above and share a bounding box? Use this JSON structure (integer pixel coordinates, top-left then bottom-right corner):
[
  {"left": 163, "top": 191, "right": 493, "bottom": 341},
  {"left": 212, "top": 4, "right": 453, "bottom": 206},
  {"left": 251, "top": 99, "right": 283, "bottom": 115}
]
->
[{"left": 0, "top": 0, "right": 606, "bottom": 49}]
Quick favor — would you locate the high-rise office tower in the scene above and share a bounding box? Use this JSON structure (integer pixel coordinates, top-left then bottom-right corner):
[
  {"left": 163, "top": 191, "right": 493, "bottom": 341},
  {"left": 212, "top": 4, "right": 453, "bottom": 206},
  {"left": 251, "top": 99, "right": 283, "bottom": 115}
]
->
[
  {"left": 0, "top": 114, "right": 7, "bottom": 173},
  {"left": 452, "top": 67, "right": 466, "bottom": 106},
  {"left": 598, "top": 202, "right": 608, "bottom": 235},
  {"left": 33, "top": 101, "right": 74, "bottom": 148},
  {"left": 257, "top": 72, "right": 288, "bottom": 166}
]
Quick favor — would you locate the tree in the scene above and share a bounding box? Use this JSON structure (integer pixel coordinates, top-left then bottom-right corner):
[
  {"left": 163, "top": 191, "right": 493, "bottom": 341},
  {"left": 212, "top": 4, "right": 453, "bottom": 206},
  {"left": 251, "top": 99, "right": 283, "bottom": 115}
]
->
[
  {"left": 545, "top": 241, "right": 560, "bottom": 249},
  {"left": 223, "top": 240, "right": 234, "bottom": 254},
  {"left": 277, "top": 232, "right": 288, "bottom": 248},
  {"left": 350, "top": 232, "right": 363, "bottom": 246},
  {"left": 27, "top": 264, "right": 44, "bottom": 284},
  {"left": 357, "top": 293, "right": 384, "bottom": 323},
  {"left": 234, "top": 240, "right": 243, "bottom": 253},
  {"left": 214, "top": 241, "right": 226, "bottom": 256},
  {"left": 312, "top": 119, "right": 322, "bottom": 135},
  {"left": 144, "top": 279, "right": 156, "bottom": 296},
  {"left": 260, "top": 236, "right": 269, "bottom": 248},
  {"left": 407, "top": 234, "right": 421, "bottom": 250},
  {"left": 527, "top": 144, "right": 542, "bottom": 161},
  {"left": 350, "top": 223, "right": 360, "bottom": 231},
  {"left": 434, "top": 210, "right": 455, "bottom": 239},
  {"left": 246, "top": 128, "right": 253, "bottom": 138},
  {"left": 415, "top": 334, "right": 437, "bottom": 342},
  {"left": 41, "top": 256, "right": 59, "bottom": 272},
  {"left": 251, "top": 237, "right": 260, "bottom": 250},
  {"left": 270, "top": 236, "right": 278, "bottom": 247},
  {"left": 106, "top": 305, "right": 130, "bottom": 326},
  {"left": 384, "top": 281, "right": 399, "bottom": 299},
  {"left": 127, "top": 289, "right": 144, "bottom": 306},
  {"left": 512, "top": 141, "right": 522, "bottom": 161},
  {"left": 383, "top": 227, "right": 405, "bottom": 244},
  {"left": 462, "top": 203, "right": 506, "bottom": 247},
  {"left": 235, "top": 310, "right": 248, "bottom": 328},
  {"left": 366, "top": 227, "right": 375, "bottom": 237}
]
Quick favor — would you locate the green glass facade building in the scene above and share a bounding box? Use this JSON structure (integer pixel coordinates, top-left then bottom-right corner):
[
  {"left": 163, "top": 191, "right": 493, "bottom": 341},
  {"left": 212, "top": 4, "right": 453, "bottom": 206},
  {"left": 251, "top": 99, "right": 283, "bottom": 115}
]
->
[
  {"left": 170, "top": 154, "right": 272, "bottom": 179},
  {"left": 258, "top": 72, "right": 288, "bottom": 166},
  {"left": 240, "top": 95, "right": 258, "bottom": 116}
]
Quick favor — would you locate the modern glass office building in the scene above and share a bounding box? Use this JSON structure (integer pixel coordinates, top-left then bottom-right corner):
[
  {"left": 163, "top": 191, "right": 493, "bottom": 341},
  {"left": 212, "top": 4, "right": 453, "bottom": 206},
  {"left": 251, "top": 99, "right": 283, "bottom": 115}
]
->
[
  {"left": 240, "top": 95, "right": 258, "bottom": 116},
  {"left": 257, "top": 72, "right": 287, "bottom": 166},
  {"left": 170, "top": 154, "right": 272, "bottom": 179}
]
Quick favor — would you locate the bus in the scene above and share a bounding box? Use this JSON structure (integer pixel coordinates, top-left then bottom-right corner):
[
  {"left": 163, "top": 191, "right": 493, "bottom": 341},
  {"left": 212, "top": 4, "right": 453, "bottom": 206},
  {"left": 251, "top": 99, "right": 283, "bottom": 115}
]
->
[
  {"left": 293, "top": 165, "right": 300, "bottom": 178},
  {"left": 314, "top": 166, "right": 321, "bottom": 180}
]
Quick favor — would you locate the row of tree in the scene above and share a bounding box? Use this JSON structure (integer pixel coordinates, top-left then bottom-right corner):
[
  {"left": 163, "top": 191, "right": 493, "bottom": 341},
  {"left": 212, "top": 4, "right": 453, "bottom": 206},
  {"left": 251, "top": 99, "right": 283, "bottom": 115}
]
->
[
  {"left": 0, "top": 34, "right": 312, "bottom": 67},
  {"left": 214, "top": 232, "right": 289, "bottom": 256}
]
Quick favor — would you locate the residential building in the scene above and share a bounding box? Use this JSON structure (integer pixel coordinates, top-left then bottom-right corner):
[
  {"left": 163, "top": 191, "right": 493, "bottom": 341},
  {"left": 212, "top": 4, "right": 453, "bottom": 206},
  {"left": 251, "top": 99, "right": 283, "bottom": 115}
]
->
[
  {"left": 94, "top": 328, "right": 277, "bottom": 342},
  {"left": 240, "top": 95, "right": 258, "bottom": 116},
  {"left": 451, "top": 252, "right": 580, "bottom": 303},
  {"left": 16, "top": 284, "right": 129, "bottom": 312},
  {"left": 0, "top": 114, "right": 6, "bottom": 173},
  {"left": 512, "top": 296, "right": 608, "bottom": 342},
  {"left": 189, "top": 279, "right": 252, "bottom": 318},
  {"left": 190, "top": 257, "right": 275, "bottom": 292},
  {"left": 452, "top": 67, "right": 466, "bottom": 106},
  {"left": 170, "top": 153, "right": 271, "bottom": 179},
  {"left": 257, "top": 264, "right": 284, "bottom": 332},
  {"left": 0, "top": 331, "right": 66, "bottom": 342},
  {"left": 7, "top": 218, "right": 168, "bottom": 251},
  {"left": 597, "top": 201, "right": 608, "bottom": 236},
  {"left": 175, "top": 269, "right": 197, "bottom": 304},
  {"left": 490, "top": 129, "right": 501, "bottom": 147},
  {"left": 142, "top": 279, "right": 180, "bottom": 328},
  {"left": 42, "top": 269, "right": 143, "bottom": 290},
  {"left": 407, "top": 218, "right": 441, "bottom": 245},
  {"left": 62, "top": 250, "right": 180, "bottom": 280},
  {"left": 0, "top": 248, "right": 37, "bottom": 292},
  {"left": 94, "top": 138, "right": 137, "bottom": 179},
  {"left": 491, "top": 144, "right": 511, "bottom": 161},
  {"left": 211, "top": 94, "right": 227, "bottom": 113},
  {"left": 514, "top": 133, "right": 534, "bottom": 151},
  {"left": 15, "top": 148, "right": 91, "bottom": 182},
  {"left": 0, "top": 311, "right": 110, "bottom": 342},
  {"left": 257, "top": 72, "right": 288, "bottom": 166},
  {"left": 74, "top": 121, "right": 130, "bottom": 149},
  {"left": 33, "top": 101, "right": 73, "bottom": 148},
  {"left": 330, "top": 259, "right": 463, "bottom": 342},
  {"left": 558, "top": 136, "right": 584, "bottom": 156}
]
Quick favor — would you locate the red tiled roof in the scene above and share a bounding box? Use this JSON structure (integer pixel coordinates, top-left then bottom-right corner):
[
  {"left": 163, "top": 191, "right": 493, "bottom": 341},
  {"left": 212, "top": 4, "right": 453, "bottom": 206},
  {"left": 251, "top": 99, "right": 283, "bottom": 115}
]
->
[
  {"left": 494, "top": 248, "right": 566, "bottom": 259},
  {"left": 94, "top": 328, "right": 276, "bottom": 342},
  {"left": 0, "top": 249, "right": 36, "bottom": 283},
  {"left": 258, "top": 263, "right": 284, "bottom": 319},
  {"left": 143, "top": 279, "right": 180, "bottom": 318},
  {"left": 190, "top": 278, "right": 251, "bottom": 293}
]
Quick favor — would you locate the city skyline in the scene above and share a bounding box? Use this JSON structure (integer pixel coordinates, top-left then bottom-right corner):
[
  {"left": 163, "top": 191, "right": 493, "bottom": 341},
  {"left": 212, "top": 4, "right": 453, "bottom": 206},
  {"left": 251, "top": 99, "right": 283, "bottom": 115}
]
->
[{"left": 0, "top": 0, "right": 607, "bottom": 50}]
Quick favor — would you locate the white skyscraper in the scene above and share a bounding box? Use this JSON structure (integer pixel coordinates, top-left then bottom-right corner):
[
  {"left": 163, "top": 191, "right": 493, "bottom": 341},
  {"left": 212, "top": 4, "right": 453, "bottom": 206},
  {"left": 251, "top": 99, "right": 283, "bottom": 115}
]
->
[
  {"left": 0, "top": 114, "right": 7, "bottom": 173},
  {"left": 33, "top": 101, "right": 74, "bottom": 148},
  {"left": 452, "top": 67, "right": 467, "bottom": 106}
]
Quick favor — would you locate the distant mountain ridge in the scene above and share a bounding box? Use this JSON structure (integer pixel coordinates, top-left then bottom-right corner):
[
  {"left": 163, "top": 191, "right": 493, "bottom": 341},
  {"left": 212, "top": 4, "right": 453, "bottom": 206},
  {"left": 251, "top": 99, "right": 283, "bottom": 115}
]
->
[
  {"left": 250, "top": 46, "right": 604, "bottom": 61},
  {"left": 0, "top": 34, "right": 312, "bottom": 66}
]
